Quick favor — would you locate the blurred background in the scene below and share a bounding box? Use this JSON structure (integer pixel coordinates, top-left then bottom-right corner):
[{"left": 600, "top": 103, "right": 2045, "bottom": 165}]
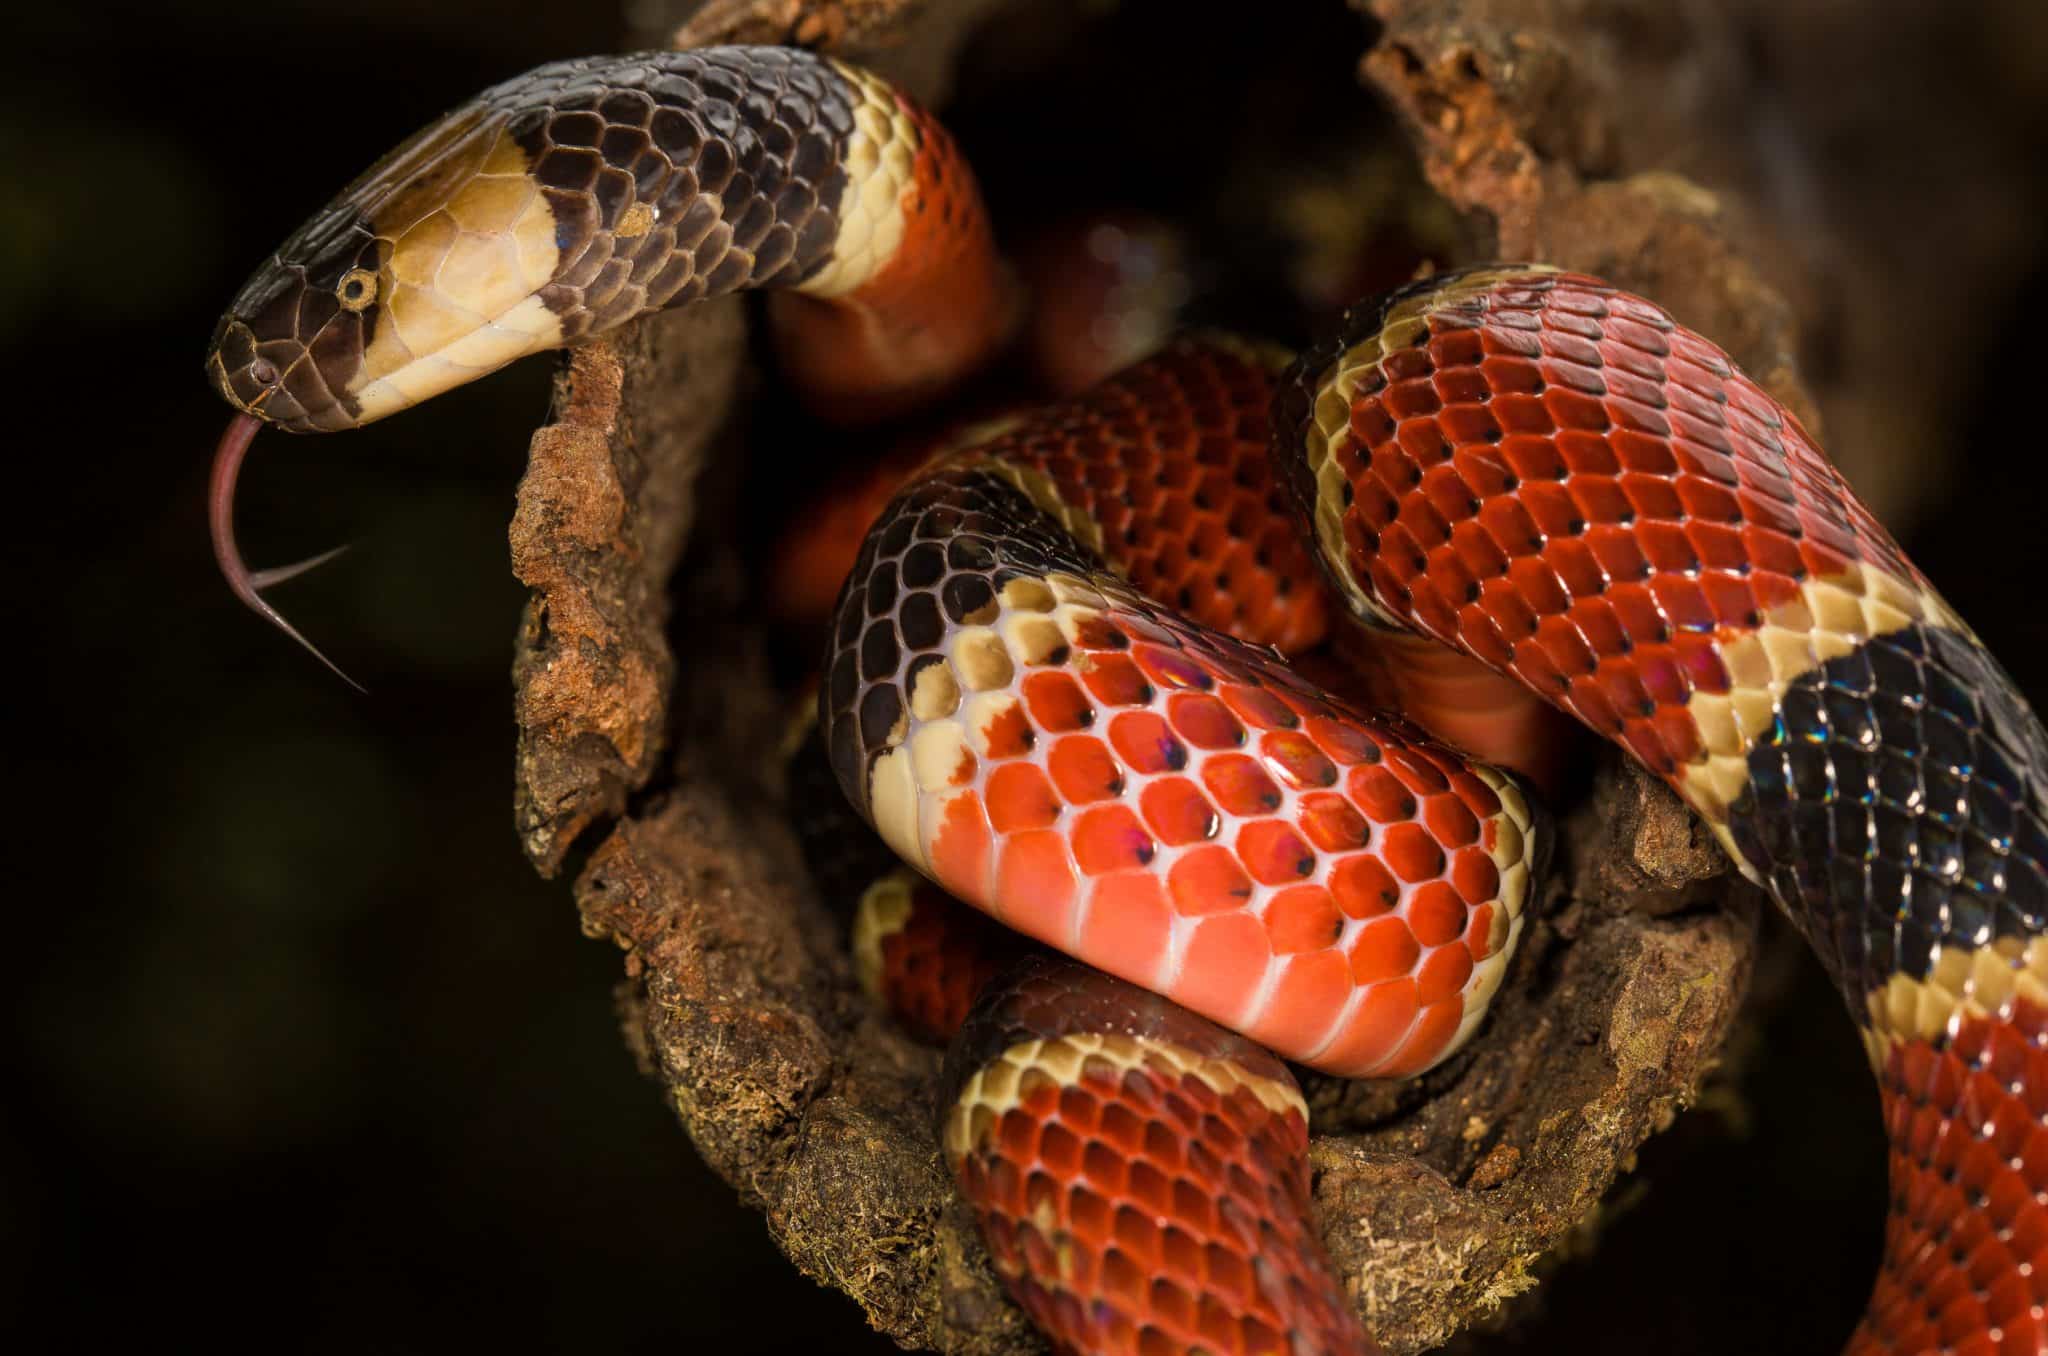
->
[{"left": 6, "top": 0, "right": 2048, "bottom": 1350}]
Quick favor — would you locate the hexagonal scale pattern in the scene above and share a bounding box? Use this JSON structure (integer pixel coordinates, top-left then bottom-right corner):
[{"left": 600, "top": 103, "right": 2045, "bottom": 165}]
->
[
  {"left": 1274, "top": 265, "right": 2048, "bottom": 1356},
  {"left": 821, "top": 457, "right": 1546, "bottom": 1079},
  {"left": 770, "top": 341, "right": 1330, "bottom": 649},
  {"left": 1731, "top": 621, "right": 2048, "bottom": 1002},
  {"left": 492, "top": 46, "right": 862, "bottom": 339},
  {"left": 941, "top": 957, "right": 1377, "bottom": 1356},
  {"left": 1857, "top": 1001, "right": 2048, "bottom": 1356},
  {"left": 1276, "top": 266, "right": 1926, "bottom": 784},
  {"left": 979, "top": 336, "right": 1332, "bottom": 656}
]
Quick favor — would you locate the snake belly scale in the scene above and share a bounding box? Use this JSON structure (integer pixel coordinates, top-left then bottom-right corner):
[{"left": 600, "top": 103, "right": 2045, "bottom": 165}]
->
[{"left": 203, "top": 43, "right": 2048, "bottom": 1356}]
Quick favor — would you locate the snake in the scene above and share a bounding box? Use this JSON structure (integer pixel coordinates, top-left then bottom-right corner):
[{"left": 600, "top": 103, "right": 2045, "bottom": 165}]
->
[{"left": 203, "top": 45, "right": 2048, "bottom": 1356}]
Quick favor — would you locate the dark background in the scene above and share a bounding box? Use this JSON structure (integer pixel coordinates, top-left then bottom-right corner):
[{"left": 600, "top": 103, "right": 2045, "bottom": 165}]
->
[{"left": 6, "top": 1, "right": 2048, "bottom": 1351}]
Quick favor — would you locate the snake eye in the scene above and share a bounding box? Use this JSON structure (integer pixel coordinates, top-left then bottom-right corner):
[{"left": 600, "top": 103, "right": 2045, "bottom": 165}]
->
[
  {"left": 336, "top": 269, "right": 378, "bottom": 312},
  {"left": 249, "top": 357, "right": 280, "bottom": 387}
]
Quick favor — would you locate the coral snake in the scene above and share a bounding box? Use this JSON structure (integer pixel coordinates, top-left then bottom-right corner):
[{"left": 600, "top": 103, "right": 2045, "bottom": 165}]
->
[{"left": 204, "top": 45, "right": 2048, "bottom": 1356}]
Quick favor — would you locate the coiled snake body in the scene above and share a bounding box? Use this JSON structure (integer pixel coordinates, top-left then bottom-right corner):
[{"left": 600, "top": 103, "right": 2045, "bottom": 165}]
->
[{"left": 205, "top": 45, "right": 2048, "bottom": 1356}]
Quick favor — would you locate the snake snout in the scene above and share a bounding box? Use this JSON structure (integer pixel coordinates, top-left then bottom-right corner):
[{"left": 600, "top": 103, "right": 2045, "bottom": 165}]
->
[
  {"left": 205, "top": 308, "right": 359, "bottom": 434},
  {"left": 206, "top": 315, "right": 285, "bottom": 413}
]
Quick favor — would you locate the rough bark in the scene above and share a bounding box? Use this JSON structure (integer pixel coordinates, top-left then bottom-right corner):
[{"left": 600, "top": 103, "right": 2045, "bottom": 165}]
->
[
  {"left": 504, "top": 2, "right": 1820, "bottom": 1349},
  {"left": 511, "top": 302, "right": 748, "bottom": 874}
]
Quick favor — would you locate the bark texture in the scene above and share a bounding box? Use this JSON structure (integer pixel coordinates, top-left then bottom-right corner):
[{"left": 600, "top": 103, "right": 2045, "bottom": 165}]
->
[{"left": 503, "top": 1, "right": 1827, "bottom": 1349}]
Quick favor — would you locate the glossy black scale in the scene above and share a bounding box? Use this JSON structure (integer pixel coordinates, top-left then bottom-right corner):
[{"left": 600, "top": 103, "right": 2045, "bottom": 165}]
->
[
  {"left": 498, "top": 47, "right": 861, "bottom": 337},
  {"left": 1726, "top": 620, "right": 2048, "bottom": 1003}
]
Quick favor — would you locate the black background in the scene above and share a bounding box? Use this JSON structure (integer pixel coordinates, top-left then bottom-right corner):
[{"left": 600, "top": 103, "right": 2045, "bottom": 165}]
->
[{"left": 7, "top": 1, "right": 2048, "bottom": 1351}]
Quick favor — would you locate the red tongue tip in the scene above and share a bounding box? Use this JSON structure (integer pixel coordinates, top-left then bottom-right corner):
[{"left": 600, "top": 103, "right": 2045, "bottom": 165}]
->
[{"left": 209, "top": 411, "right": 366, "bottom": 693}]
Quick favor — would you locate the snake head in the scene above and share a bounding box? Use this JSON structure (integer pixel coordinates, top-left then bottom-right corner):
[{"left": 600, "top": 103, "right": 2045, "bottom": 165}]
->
[
  {"left": 202, "top": 93, "right": 580, "bottom": 683},
  {"left": 206, "top": 95, "right": 569, "bottom": 434},
  {"left": 206, "top": 205, "right": 384, "bottom": 433}
]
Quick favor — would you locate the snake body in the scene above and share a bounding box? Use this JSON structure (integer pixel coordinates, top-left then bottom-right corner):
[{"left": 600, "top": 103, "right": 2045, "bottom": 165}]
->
[
  {"left": 941, "top": 953, "right": 1374, "bottom": 1355},
  {"left": 817, "top": 338, "right": 1546, "bottom": 1079},
  {"left": 206, "top": 45, "right": 2048, "bottom": 1355},
  {"left": 1280, "top": 269, "right": 2048, "bottom": 1354}
]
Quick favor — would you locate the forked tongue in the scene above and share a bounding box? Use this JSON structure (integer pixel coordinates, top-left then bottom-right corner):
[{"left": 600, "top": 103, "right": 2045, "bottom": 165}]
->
[{"left": 209, "top": 412, "right": 364, "bottom": 692}]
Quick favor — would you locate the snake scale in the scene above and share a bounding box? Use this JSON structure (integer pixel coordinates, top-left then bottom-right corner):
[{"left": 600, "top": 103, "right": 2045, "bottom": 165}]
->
[{"left": 203, "top": 46, "right": 2048, "bottom": 1356}]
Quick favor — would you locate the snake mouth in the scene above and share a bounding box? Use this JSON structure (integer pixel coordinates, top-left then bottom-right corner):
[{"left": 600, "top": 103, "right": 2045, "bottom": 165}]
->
[
  {"left": 204, "top": 346, "right": 273, "bottom": 420},
  {"left": 208, "top": 411, "right": 361, "bottom": 689}
]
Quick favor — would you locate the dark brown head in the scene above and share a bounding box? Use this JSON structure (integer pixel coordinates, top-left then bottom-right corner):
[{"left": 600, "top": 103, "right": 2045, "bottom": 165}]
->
[
  {"left": 207, "top": 202, "right": 384, "bottom": 432},
  {"left": 205, "top": 97, "right": 570, "bottom": 434}
]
